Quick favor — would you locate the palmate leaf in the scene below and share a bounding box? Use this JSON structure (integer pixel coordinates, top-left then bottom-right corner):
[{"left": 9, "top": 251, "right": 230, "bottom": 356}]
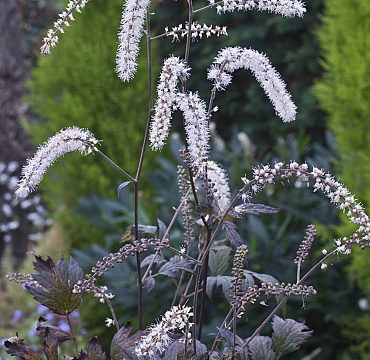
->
[
  {"left": 26, "top": 255, "right": 83, "bottom": 315},
  {"left": 271, "top": 316, "right": 313, "bottom": 358}
]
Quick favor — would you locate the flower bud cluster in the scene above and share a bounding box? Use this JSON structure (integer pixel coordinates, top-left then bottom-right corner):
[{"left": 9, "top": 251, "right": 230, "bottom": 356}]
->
[
  {"left": 214, "top": 0, "right": 306, "bottom": 18},
  {"left": 165, "top": 22, "right": 227, "bottom": 42},
  {"left": 15, "top": 127, "right": 99, "bottom": 198},
  {"left": 177, "top": 165, "right": 195, "bottom": 245},
  {"left": 134, "top": 305, "right": 193, "bottom": 358},
  {"left": 150, "top": 57, "right": 190, "bottom": 150},
  {"left": 6, "top": 272, "right": 39, "bottom": 287},
  {"left": 41, "top": 0, "right": 89, "bottom": 54},
  {"left": 294, "top": 224, "right": 316, "bottom": 264},
  {"left": 237, "top": 282, "right": 316, "bottom": 315},
  {"left": 230, "top": 245, "right": 248, "bottom": 309},
  {"left": 242, "top": 162, "right": 370, "bottom": 251},
  {"left": 208, "top": 47, "right": 297, "bottom": 122},
  {"left": 73, "top": 238, "right": 167, "bottom": 297}
]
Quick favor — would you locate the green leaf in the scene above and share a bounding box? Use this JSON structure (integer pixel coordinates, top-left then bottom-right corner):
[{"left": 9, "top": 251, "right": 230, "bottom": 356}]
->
[
  {"left": 244, "top": 270, "right": 279, "bottom": 286},
  {"left": 271, "top": 316, "right": 313, "bottom": 358},
  {"left": 5, "top": 336, "right": 42, "bottom": 360},
  {"left": 208, "top": 246, "right": 232, "bottom": 276},
  {"left": 26, "top": 255, "right": 83, "bottom": 315},
  {"left": 248, "top": 336, "right": 276, "bottom": 360}
]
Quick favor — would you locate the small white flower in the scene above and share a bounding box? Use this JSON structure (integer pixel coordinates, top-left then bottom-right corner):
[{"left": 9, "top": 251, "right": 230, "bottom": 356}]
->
[
  {"left": 105, "top": 317, "right": 115, "bottom": 328},
  {"left": 321, "top": 263, "right": 327, "bottom": 270},
  {"left": 322, "top": 249, "right": 327, "bottom": 255}
]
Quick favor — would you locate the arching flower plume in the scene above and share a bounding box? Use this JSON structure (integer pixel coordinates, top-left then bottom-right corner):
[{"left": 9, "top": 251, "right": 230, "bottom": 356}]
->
[
  {"left": 214, "top": 0, "right": 306, "bottom": 18},
  {"left": 15, "top": 127, "right": 99, "bottom": 198},
  {"left": 207, "top": 161, "right": 231, "bottom": 214},
  {"left": 150, "top": 57, "right": 190, "bottom": 150},
  {"left": 116, "top": 0, "right": 150, "bottom": 82},
  {"left": 208, "top": 47, "right": 297, "bottom": 122},
  {"left": 243, "top": 162, "right": 370, "bottom": 251},
  {"left": 176, "top": 92, "right": 210, "bottom": 175}
]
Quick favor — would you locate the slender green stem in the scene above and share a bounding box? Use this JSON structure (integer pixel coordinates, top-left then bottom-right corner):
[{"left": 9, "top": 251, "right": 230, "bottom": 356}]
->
[
  {"left": 66, "top": 313, "right": 79, "bottom": 357},
  {"left": 104, "top": 295, "right": 120, "bottom": 331},
  {"left": 91, "top": 147, "right": 135, "bottom": 183}
]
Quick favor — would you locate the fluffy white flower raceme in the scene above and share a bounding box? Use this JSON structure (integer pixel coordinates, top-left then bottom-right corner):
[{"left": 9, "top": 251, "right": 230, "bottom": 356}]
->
[
  {"left": 176, "top": 92, "right": 210, "bottom": 174},
  {"left": 215, "top": 0, "right": 306, "bottom": 18},
  {"left": 134, "top": 305, "right": 193, "bottom": 359},
  {"left": 208, "top": 47, "right": 297, "bottom": 122},
  {"left": 150, "top": 57, "right": 190, "bottom": 150},
  {"left": 207, "top": 161, "right": 231, "bottom": 214},
  {"left": 15, "top": 127, "right": 99, "bottom": 198},
  {"left": 116, "top": 0, "right": 150, "bottom": 81}
]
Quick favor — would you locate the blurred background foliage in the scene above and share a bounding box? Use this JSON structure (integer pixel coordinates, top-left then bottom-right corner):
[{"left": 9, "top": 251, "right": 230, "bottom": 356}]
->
[
  {"left": 2, "top": 0, "right": 370, "bottom": 359},
  {"left": 315, "top": 0, "right": 370, "bottom": 357}
]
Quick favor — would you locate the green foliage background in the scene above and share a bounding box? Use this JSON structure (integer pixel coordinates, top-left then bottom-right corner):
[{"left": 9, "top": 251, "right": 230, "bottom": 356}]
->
[
  {"left": 25, "top": 0, "right": 160, "bottom": 248},
  {"left": 315, "top": 0, "right": 370, "bottom": 357}
]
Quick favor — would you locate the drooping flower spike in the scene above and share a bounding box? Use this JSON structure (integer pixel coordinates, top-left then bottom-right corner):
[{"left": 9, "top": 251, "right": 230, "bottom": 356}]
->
[
  {"left": 15, "top": 127, "right": 99, "bottom": 198},
  {"left": 176, "top": 92, "right": 210, "bottom": 175},
  {"left": 243, "top": 162, "right": 370, "bottom": 251},
  {"left": 116, "top": 0, "right": 150, "bottom": 81},
  {"left": 150, "top": 57, "right": 190, "bottom": 150},
  {"left": 214, "top": 0, "right": 306, "bottom": 18},
  {"left": 207, "top": 161, "right": 231, "bottom": 214},
  {"left": 208, "top": 47, "right": 297, "bottom": 122}
]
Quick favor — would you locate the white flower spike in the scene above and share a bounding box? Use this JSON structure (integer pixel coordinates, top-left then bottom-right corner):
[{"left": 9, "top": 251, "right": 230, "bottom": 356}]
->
[{"left": 15, "top": 127, "right": 99, "bottom": 198}]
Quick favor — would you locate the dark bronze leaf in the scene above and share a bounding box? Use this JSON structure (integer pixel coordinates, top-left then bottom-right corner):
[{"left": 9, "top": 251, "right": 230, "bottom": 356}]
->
[
  {"left": 110, "top": 323, "right": 145, "bottom": 360},
  {"left": 5, "top": 336, "right": 42, "bottom": 360},
  {"left": 86, "top": 337, "right": 106, "bottom": 360},
  {"left": 26, "top": 255, "right": 83, "bottom": 315}
]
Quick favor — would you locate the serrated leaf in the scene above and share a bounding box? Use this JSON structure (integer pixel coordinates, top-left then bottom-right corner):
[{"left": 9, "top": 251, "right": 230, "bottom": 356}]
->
[
  {"left": 271, "top": 316, "right": 313, "bottom": 358},
  {"left": 140, "top": 254, "right": 167, "bottom": 268},
  {"left": 36, "top": 317, "right": 73, "bottom": 344},
  {"left": 208, "top": 246, "right": 232, "bottom": 276},
  {"left": 5, "top": 336, "right": 42, "bottom": 360},
  {"left": 158, "top": 256, "right": 193, "bottom": 278},
  {"left": 110, "top": 323, "right": 145, "bottom": 360},
  {"left": 244, "top": 270, "right": 279, "bottom": 286},
  {"left": 241, "top": 272, "right": 255, "bottom": 290},
  {"left": 163, "top": 339, "right": 207, "bottom": 360},
  {"left": 145, "top": 276, "right": 155, "bottom": 296},
  {"left": 216, "top": 328, "right": 244, "bottom": 348},
  {"left": 248, "top": 336, "right": 276, "bottom": 360},
  {"left": 36, "top": 317, "right": 73, "bottom": 360},
  {"left": 121, "top": 225, "right": 157, "bottom": 242},
  {"left": 206, "top": 275, "right": 233, "bottom": 302},
  {"left": 118, "top": 181, "right": 132, "bottom": 196},
  {"left": 157, "top": 218, "right": 167, "bottom": 239},
  {"left": 233, "top": 203, "right": 281, "bottom": 217},
  {"left": 222, "top": 222, "right": 244, "bottom": 248},
  {"left": 26, "top": 255, "right": 83, "bottom": 315},
  {"left": 86, "top": 337, "right": 106, "bottom": 360}
]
